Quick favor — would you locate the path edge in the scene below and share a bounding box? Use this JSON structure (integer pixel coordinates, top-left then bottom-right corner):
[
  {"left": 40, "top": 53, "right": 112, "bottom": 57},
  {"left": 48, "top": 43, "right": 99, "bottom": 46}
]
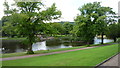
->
[{"left": 95, "top": 52, "right": 120, "bottom": 68}]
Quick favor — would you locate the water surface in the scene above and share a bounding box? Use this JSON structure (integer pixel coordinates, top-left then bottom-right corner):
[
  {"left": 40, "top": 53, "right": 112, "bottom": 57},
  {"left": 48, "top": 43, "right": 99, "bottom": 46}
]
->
[{"left": 1, "top": 37, "right": 113, "bottom": 53}]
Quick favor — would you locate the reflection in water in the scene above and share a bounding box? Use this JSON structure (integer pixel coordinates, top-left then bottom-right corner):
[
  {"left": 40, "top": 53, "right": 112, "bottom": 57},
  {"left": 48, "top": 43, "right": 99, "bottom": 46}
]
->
[
  {"left": 94, "top": 37, "right": 113, "bottom": 44},
  {"left": 2, "top": 40, "right": 27, "bottom": 53},
  {"left": 47, "top": 44, "right": 72, "bottom": 50},
  {"left": 2, "top": 38, "right": 113, "bottom": 53},
  {"left": 32, "top": 41, "right": 47, "bottom": 51},
  {"left": 32, "top": 41, "right": 72, "bottom": 51},
  {"left": 15, "top": 45, "right": 25, "bottom": 52}
]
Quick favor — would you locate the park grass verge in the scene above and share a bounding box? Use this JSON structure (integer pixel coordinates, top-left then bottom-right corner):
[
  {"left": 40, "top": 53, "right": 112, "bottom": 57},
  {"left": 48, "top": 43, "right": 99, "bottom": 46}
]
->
[{"left": 2, "top": 44, "right": 119, "bottom": 66}]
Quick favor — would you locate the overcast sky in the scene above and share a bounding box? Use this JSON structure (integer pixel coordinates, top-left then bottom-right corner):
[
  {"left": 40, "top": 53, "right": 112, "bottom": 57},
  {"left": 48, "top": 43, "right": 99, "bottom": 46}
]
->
[{"left": 0, "top": 0, "right": 119, "bottom": 21}]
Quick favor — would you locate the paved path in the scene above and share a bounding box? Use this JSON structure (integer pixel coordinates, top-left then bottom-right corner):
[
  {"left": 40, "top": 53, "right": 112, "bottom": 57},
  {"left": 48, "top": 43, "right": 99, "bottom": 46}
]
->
[
  {"left": 100, "top": 53, "right": 120, "bottom": 67},
  {"left": 1, "top": 46, "right": 97, "bottom": 61}
]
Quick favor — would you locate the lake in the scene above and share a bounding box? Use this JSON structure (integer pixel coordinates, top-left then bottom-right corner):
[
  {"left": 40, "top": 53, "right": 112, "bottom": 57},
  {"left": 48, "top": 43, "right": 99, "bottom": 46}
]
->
[{"left": 1, "top": 37, "right": 113, "bottom": 54}]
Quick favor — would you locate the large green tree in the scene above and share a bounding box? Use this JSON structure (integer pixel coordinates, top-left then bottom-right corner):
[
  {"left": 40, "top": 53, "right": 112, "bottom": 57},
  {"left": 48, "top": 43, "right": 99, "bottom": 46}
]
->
[
  {"left": 63, "top": 22, "right": 73, "bottom": 35},
  {"left": 73, "top": 2, "right": 115, "bottom": 44},
  {"left": 4, "top": 1, "right": 61, "bottom": 54},
  {"left": 106, "top": 23, "right": 120, "bottom": 42},
  {"left": 50, "top": 23, "right": 65, "bottom": 35},
  {"left": 2, "top": 0, "right": 19, "bottom": 37},
  {"left": 95, "top": 7, "right": 115, "bottom": 44}
]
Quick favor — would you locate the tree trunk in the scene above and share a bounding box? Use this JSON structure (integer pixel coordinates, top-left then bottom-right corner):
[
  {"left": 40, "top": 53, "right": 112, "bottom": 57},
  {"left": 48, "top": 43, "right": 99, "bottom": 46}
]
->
[
  {"left": 113, "top": 38, "right": 116, "bottom": 42},
  {"left": 27, "top": 36, "right": 34, "bottom": 54},
  {"left": 27, "top": 43, "right": 34, "bottom": 54},
  {"left": 101, "top": 33, "right": 104, "bottom": 44},
  {"left": 86, "top": 42, "right": 90, "bottom": 47}
]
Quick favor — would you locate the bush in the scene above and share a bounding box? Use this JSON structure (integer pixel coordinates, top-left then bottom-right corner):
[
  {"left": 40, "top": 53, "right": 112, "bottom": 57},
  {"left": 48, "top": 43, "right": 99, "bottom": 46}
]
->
[
  {"left": 117, "top": 38, "right": 120, "bottom": 43},
  {"left": 70, "top": 37, "right": 82, "bottom": 41},
  {"left": 85, "top": 45, "right": 91, "bottom": 47},
  {"left": 27, "top": 50, "right": 34, "bottom": 54}
]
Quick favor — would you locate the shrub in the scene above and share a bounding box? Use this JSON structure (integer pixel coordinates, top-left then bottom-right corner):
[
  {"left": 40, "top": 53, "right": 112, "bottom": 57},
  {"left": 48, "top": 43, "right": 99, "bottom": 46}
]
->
[{"left": 117, "top": 38, "right": 120, "bottom": 43}]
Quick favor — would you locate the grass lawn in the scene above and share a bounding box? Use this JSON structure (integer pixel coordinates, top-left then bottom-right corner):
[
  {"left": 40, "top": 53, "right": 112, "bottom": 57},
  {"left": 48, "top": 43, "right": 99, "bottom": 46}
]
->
[{"left": 2, "top": 44, "right": 119, "bottom": 66}]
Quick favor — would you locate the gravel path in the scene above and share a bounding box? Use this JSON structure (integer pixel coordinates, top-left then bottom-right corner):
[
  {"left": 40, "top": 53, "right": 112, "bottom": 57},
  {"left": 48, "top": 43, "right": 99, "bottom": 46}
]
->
[
  {"left": 1, "top": 46, "right": 96, "bottom": 61},
  {"left": 100, "top": 53, "right": 120, "bottom": 67}
]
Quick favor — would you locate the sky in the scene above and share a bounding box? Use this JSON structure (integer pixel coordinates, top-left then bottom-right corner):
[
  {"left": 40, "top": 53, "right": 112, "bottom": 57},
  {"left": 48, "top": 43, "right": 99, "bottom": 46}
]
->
[{"left": 0, "top": 0, "right": 119, "bottom": 21}]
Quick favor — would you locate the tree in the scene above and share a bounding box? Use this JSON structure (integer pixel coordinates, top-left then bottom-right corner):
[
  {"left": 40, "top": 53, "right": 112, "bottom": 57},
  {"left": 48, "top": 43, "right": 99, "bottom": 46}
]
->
[
  {"left": 3, "top": 0, "right": 11, "bottom": 16},
  {"left": 2, "top": 1, "right": 18, "bottom": 37},
  {"left": 106, "top": 23, "right": 120, "bottom": 42},
  {"left": 4, "top": 1, "right": 61, "bottom": 54},
  {"left": 95, "top": 7, "right": 115, "bottom": 44},
  {"left": 38, "top": 23, "right": 58, "bottom": 36},
  {"left": 2, "top": 22, "right": 17, "bottom": 37},
  {"left": 96, "top": 16, "right": 108, "bottom": 44},
  {"left": 73, "top": 2, "right": 115, "bottom": 44},
  {"left": 50, "top": 23, "right": 65, "bottom": 35},
  {"left": 63, "top": 22, "right": 73, "bottom": 35},
  {"left": 73, "top": 15, "right": 95, "bottom": 44}
]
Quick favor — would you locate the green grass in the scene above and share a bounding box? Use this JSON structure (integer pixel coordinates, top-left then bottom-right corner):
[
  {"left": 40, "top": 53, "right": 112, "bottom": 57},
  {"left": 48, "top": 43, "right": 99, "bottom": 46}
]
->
[{"left": 2, "top": 44, "right": 119, "bottom": 66}]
